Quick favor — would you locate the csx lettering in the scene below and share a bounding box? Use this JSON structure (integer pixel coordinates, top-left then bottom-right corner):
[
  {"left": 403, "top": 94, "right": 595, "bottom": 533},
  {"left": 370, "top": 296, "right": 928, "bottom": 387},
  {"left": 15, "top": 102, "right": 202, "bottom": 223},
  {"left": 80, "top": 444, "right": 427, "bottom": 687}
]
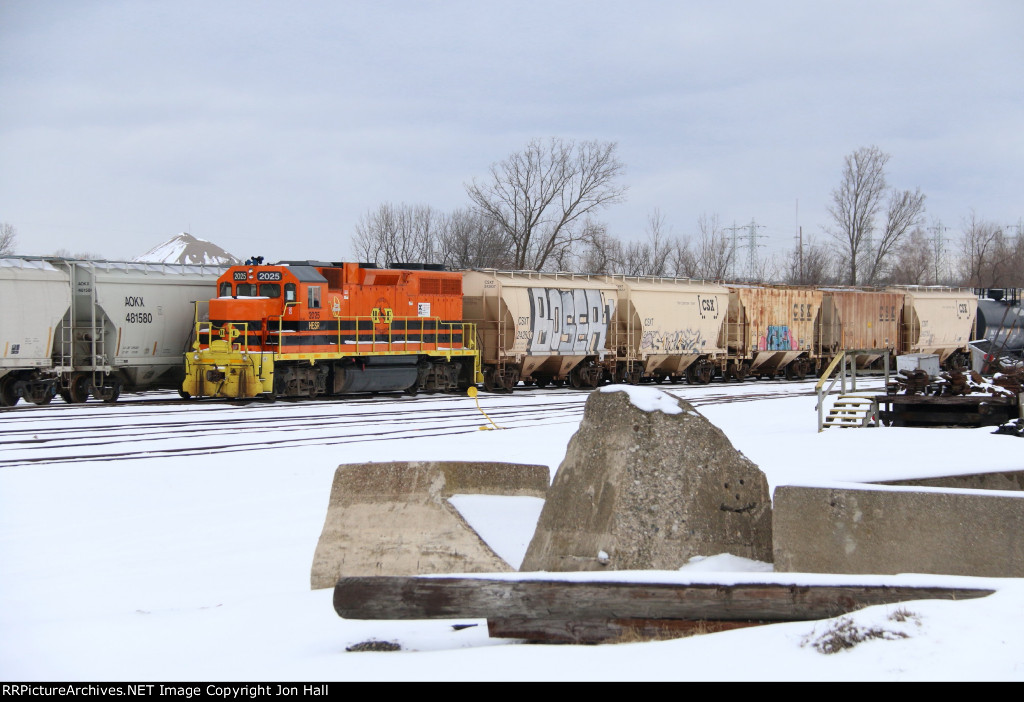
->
[
  {"left": 701, "top": 299, "right": 716, "bottom": 311},
  {"left": 125, "top": 296, "right": 145, "bottom": 307}
]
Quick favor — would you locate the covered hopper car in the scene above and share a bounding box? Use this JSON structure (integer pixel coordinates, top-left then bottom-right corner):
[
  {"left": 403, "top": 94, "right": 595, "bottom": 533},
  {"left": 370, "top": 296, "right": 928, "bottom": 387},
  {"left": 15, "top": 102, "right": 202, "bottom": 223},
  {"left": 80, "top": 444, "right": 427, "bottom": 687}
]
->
[{"left": 0, "top": 256, "right": 225, "bottom": 406}]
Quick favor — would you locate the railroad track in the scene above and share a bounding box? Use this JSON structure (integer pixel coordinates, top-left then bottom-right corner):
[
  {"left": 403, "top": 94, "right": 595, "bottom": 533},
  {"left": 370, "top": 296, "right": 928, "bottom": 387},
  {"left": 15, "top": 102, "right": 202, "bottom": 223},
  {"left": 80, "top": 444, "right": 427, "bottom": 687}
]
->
[{"left": 0, "top": 380, "right": 880, "bottom": 468}]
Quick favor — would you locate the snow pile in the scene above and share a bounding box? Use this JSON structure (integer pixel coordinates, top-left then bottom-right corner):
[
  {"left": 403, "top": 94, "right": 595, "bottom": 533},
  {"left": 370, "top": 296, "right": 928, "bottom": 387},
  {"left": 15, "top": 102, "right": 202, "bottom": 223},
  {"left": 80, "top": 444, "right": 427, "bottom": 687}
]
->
[
  {"left": 134, "top": 233, "right": 240, "bottom": 266},
  {"left": 598, "top": 384, "right": 683, "bottom": 414}
]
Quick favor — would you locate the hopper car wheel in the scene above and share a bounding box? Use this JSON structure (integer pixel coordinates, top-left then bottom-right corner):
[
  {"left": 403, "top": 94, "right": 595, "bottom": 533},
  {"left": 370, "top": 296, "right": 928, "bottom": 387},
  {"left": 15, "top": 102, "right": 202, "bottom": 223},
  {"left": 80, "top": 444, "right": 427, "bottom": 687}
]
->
[
  {"left": 0, "top": 376, "right": 20, "bottom": 407},
  {"left": 483, "top": 367, "right": 502, "bottom": 393},
  {"left": 785, "top": 362, "right": 806, "bottom": 381},
  {"left": 93, "top": 384, "right": 121, "bottom": 403},
  {"left": 66, "top": 373, "right": 91, "bottom": 404},
  {"left": 569, "top": 367, "right": 584, "bottom": 389},
  {"left": 534, "top": 376, "right": 549, "bottom": 389},
  {"left": 688, "top": 361, "right": 713, "bottom": 385},
  {"left": 29, "top": 392, "right": 52, "bottom": 405}
]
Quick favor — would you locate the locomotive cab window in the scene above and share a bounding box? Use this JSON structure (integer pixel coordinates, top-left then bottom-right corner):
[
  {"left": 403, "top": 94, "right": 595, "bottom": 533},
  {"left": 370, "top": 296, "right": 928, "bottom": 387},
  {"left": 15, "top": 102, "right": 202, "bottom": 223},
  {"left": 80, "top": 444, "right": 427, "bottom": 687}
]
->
[
  {"left": 308, "top": 286, "right": 322, "bottom": 309},
  {"left": 285, "top": 283, "right": 296, "bottom": 302},
  {"left": 219, "top": 282, "right": 231, "bottom": 297},
  {"left": 260, "top": 283, "right": 281, "bottom": 299},
  {"left": 236, "top": 283, "right": 256, "bottom": 296}
]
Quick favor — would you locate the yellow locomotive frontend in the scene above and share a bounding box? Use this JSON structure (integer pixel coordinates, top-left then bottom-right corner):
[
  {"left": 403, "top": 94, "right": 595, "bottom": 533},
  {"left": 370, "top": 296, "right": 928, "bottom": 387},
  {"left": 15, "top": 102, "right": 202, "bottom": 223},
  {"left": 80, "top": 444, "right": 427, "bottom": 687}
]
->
[{"left": 182, "top": 325, "right": 276, "bottom": 400}]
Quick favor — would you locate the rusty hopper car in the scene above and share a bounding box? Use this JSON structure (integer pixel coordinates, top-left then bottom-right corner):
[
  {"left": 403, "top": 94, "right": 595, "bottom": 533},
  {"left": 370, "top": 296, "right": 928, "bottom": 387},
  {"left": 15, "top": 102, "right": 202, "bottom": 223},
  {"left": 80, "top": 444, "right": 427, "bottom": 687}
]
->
[
  {"left": 461, "top": 270, "right": 618, "bottom": 391},
  {"left": 816, "top": 288, "right": 903, "bottom": 369},
  {"left": 1, "top": 256, "right": 224, "bottom": 406},
  {"left": 722, "top": 284, "right": 824, "bottom": 380},
  {"left": 891, "top": 286, "right": 977, "bottom": 367},
  {"left": 182, "top": 261, "right": 479, "bottom": 400},
  {"left": 600, "top": 275, "right": 729, "bottom": 384}
]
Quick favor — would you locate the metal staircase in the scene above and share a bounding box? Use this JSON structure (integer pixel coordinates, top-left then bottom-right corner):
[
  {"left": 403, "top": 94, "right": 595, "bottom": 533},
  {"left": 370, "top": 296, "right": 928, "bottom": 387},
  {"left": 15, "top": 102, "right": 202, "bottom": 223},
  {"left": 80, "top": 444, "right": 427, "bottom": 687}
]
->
[
  {"left": 816, "top": 350, "right": 889, "bottom": 432},
  {"left": 821, "top": 394, "right": 878, "bottom": 429}
]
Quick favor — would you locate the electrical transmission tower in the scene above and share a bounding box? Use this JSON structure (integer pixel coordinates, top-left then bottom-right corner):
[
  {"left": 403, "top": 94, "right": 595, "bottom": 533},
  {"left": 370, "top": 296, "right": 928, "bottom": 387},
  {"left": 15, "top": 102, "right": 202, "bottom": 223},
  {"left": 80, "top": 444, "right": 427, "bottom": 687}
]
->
[
  {"left": 724, "top": 221, "right": 743, "bottom": 280},
  {"left": 928, "top": 220, "right": 952, "bottom": 284},
  {"left": 743, "top": 218, "right": 767, "bottom": 281}
]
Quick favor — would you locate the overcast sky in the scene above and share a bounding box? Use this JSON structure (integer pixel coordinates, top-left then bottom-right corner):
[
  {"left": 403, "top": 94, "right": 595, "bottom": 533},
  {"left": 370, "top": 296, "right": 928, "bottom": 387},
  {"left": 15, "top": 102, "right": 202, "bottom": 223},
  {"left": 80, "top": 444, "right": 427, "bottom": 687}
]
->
[{"left": 1, "top": 1, "right": 1021, "bottom": 266}]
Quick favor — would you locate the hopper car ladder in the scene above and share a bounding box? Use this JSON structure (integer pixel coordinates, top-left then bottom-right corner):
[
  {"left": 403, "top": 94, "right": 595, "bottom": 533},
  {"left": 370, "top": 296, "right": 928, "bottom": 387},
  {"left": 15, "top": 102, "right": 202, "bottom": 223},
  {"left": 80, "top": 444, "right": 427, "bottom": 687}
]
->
[{"left": 56, "top": 262, "right": 110, "bottom": 393}]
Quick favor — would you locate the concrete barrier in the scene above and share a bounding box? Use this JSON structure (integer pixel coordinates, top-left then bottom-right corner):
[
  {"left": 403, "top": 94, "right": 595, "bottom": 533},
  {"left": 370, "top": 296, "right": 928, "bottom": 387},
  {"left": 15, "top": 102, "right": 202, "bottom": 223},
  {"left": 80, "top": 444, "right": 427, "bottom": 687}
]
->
[
  {"left": 310, "top": 461, "right": 549, "bottom": 589},
  {"left": 772, "top": 483, "right": 1024, "bottom": 577}
]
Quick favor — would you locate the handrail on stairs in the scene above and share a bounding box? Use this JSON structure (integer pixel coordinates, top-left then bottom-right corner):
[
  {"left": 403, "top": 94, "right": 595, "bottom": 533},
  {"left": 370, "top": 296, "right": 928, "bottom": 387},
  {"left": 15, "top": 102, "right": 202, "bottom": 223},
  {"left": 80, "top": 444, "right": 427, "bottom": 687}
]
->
[{"left": 816, "top": 350, "right": 890, "bottom": 432}]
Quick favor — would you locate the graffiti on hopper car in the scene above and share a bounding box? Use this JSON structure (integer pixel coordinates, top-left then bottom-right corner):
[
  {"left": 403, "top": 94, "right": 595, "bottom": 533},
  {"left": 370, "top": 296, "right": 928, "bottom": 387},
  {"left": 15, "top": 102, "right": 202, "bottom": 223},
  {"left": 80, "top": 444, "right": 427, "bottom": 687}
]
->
[
  {"left": 527, "top": 287, "right": 615, "bottom": 357},
  {"left": 640, "top": 329, "right": 706, "bottom": 353}
]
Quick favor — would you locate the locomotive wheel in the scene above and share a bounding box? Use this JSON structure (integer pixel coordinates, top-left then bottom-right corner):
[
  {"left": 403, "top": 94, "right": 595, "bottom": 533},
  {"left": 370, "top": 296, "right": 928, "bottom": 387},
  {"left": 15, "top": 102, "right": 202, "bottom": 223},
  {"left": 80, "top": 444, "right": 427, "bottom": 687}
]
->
[
  {"left": 0, "top": 376, "right": 19, "bottom": 407},
  {"left": 67, "top": 373, "right": 91, "bottom": 404}
]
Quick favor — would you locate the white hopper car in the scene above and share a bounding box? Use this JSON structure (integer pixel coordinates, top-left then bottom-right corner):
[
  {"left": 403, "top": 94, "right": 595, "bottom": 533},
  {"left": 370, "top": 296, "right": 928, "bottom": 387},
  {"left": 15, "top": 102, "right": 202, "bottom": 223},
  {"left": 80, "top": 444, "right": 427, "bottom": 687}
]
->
[{"left": 0, "top": 257, "right": 224, "bottom": 406}]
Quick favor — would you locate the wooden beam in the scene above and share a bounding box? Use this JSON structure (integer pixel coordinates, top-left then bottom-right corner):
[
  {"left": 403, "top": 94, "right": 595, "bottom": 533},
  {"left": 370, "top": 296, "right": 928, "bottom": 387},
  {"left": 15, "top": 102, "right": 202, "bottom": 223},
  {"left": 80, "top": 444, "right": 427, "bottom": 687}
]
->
[{"left": 334, "top": 576, "right": 993, "bottom": 624}]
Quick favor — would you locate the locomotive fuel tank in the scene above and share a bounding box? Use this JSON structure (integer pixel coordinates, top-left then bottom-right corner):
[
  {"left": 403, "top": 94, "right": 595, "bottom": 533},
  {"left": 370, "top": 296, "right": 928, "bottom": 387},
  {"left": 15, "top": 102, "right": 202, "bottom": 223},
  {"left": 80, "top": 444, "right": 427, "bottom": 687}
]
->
[
  {"left": 461, "top": 270, "right": 618, "bottom": 390},
  {"left": 601, "top": 275, "right": 728, "bottom": 383}
]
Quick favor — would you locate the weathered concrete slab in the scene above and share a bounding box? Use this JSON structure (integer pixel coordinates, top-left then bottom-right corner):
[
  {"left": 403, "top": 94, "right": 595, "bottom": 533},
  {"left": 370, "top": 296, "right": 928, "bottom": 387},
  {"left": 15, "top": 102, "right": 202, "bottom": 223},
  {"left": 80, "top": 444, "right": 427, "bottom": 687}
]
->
[
  {"left": 521, "top": 387, "right": 773, "bottom": 572},
  {"left": 772, "top": 484, "right": 1024, "bottom": 577},
  {"left": 310, "top": 461, "right": 549, "bottom": 589},
  {"left": 877, "top": 470, "right": 1024, "bottom": 491}
]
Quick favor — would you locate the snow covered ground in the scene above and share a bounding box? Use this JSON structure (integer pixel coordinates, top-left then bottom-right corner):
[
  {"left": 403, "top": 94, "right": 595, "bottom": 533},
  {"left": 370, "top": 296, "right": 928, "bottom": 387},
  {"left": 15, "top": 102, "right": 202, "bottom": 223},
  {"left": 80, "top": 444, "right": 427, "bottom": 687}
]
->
[{"left": 1, "top": 380, "right": 1023, "bottom": 681}]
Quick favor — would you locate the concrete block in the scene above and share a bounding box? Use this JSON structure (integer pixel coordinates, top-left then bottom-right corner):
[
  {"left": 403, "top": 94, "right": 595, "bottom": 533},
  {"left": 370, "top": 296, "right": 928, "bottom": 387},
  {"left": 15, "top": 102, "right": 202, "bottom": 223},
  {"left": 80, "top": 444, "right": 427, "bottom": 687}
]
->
[
  {"left": 311, "top": 461, "right": 549, "bottom": 589},
  {"left": 772, "top": 484, "right": 1024, "bottom": 577}
]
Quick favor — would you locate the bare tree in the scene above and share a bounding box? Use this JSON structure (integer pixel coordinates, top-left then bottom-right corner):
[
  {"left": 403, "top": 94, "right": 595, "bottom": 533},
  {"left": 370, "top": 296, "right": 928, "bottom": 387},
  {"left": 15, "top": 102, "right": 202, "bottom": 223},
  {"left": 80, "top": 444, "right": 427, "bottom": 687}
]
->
[
  {"left": 52, "top": 248, "right": 104, "bottom": 259},
  {"left": 957, "top": 210, "right": 1004, "bottom": 287},
  {"left": 351, "top": 203, "right": 444, "bottom": 266},
  {"left": 861, "top": 187, "right": 927, "bottom": 284},
  {"left": 669, "top": 237, "right": 697, "bottom": 278},
  {"left": 0, "top": 222, "right": 17, "bottom": 255},
  {"left": 465, "top": 138, "right": 627, "bottom": 271},
  {"left": 888, "top": 227, "right": 934, "bottom": 284},
  {"left": 781, "top": 233, "right": 834, "bottom": 285},
  {"left": 693, "top": 213, "right": 733, "bottom": 280},
  {"left": 826, "top": 146, "right": 890, "bottom": 285},
  {"left": 436, "top": 209, "right": 513, "bottom": 270}
]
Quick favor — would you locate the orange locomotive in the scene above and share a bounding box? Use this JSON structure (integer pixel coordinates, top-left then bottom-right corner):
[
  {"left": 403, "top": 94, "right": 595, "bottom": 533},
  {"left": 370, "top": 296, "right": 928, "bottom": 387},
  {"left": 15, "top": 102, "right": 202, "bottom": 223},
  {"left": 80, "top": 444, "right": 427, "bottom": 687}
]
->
[{"left": 182, "top": 260, "right": 481, "bottom": 399}]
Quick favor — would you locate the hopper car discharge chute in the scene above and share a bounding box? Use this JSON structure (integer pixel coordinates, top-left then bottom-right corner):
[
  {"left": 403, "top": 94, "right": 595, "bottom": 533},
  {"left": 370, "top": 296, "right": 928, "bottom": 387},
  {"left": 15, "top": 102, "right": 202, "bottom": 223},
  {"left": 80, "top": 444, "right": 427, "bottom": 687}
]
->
[{"left": 182, "top": 261, "right": 482, "bottom": 400}]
